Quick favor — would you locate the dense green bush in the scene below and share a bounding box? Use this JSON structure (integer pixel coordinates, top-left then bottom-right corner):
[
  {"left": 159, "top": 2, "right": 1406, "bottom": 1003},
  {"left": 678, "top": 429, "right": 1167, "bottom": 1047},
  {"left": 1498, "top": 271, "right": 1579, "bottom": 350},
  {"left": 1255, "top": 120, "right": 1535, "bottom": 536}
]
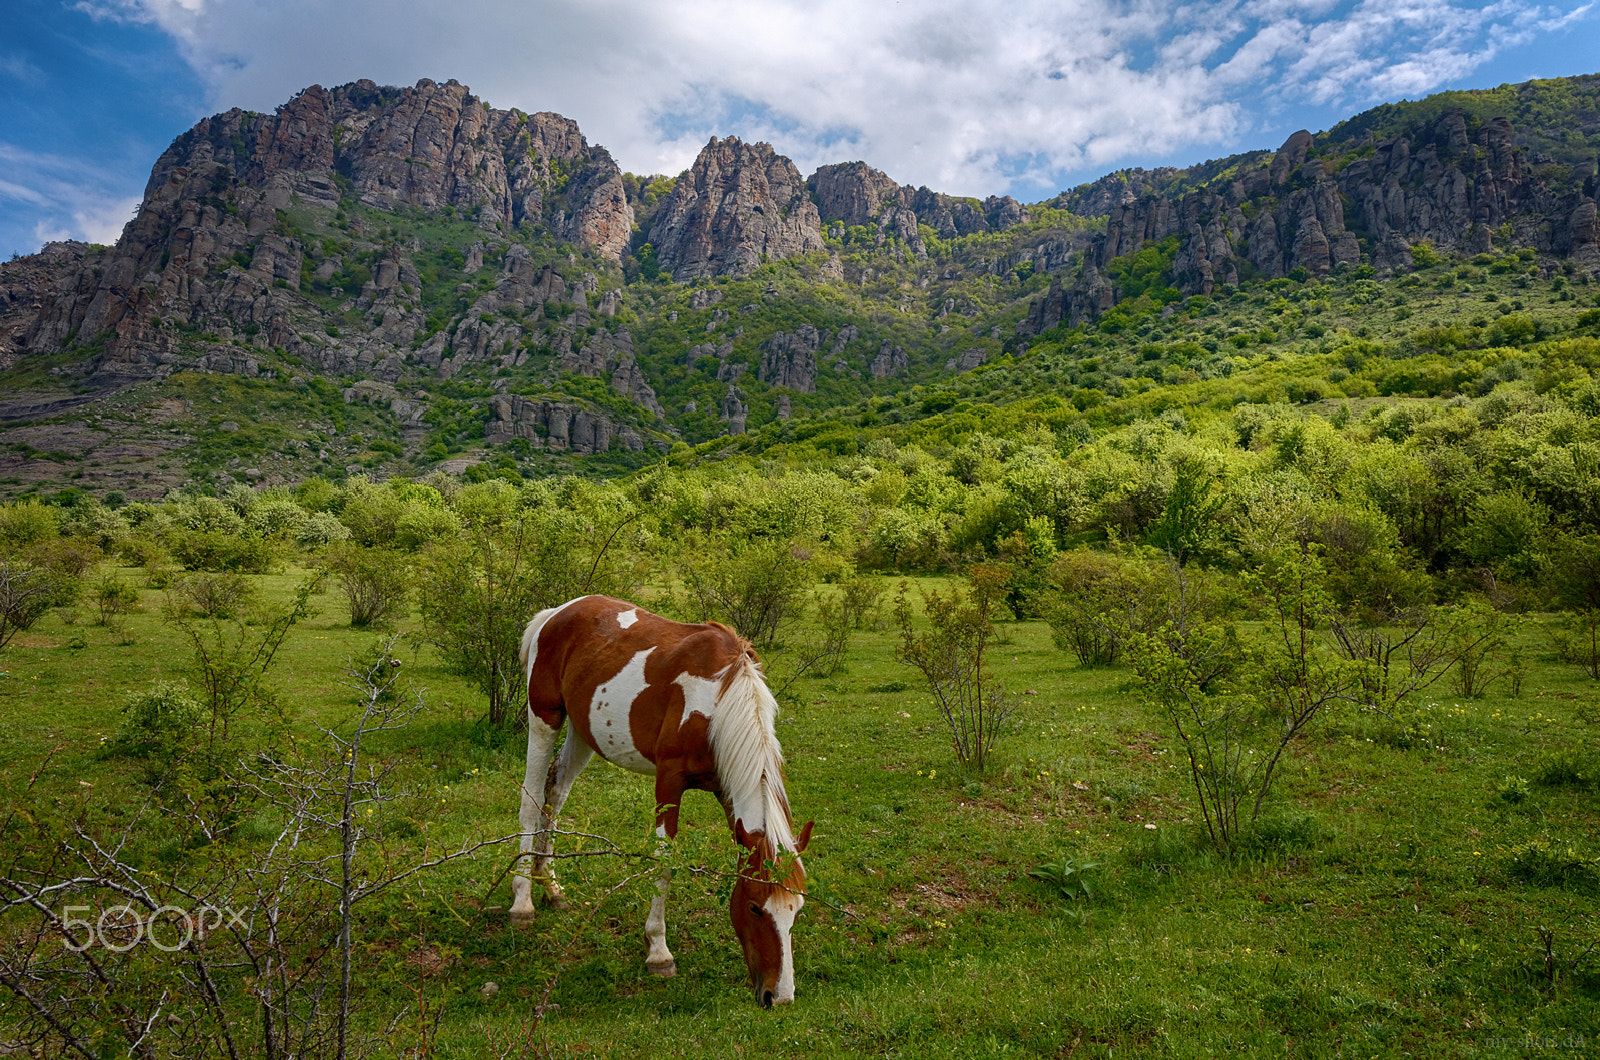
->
[{"left": 169, "top": 530, "right": 277, "bottom": 573}]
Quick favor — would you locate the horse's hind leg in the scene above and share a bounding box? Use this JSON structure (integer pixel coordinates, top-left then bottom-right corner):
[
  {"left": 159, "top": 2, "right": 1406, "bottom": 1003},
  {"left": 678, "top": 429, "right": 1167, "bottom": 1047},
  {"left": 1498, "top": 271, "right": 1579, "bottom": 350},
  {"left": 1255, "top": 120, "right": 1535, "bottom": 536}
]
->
[
  {"left": 510, "top": 715, "right": 561, "bottom": 922},
  {"left": 531, "top": 733, "right": 593, "bottom": 906}
]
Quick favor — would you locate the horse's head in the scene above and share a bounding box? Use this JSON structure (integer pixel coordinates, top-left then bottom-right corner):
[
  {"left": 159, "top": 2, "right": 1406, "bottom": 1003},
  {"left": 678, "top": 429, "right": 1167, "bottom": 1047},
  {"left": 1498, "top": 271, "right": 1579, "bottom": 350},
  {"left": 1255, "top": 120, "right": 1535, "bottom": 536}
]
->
[{"left": 730, "top": 818, "right": 813, "bottom": 1007}]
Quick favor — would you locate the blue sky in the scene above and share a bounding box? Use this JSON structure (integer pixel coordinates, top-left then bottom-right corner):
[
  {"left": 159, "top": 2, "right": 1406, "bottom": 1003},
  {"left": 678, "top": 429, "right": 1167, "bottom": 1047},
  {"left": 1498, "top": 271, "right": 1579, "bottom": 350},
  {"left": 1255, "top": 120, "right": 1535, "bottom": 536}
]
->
[{"left": 3, "top": 0, "right": 1596, "bottom": 258}]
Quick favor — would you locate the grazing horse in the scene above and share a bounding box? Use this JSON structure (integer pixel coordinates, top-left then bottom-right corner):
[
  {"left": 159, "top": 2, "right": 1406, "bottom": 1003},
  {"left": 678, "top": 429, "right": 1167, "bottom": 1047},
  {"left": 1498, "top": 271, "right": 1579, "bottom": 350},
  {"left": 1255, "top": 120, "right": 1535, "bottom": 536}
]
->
[{"left": 509, "top": 595, "right": 812, "bottom": 1007}]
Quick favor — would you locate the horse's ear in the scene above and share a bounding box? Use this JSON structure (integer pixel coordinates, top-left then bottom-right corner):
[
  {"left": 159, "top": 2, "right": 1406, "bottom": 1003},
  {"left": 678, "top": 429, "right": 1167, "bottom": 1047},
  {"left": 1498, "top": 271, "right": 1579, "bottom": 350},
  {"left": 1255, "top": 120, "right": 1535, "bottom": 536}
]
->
[
  {"left": 734, "top": 818, "right": 752, "bottom": 848},
  {"left": 794, "top": 820, "right": 814, "bottom": 854}
]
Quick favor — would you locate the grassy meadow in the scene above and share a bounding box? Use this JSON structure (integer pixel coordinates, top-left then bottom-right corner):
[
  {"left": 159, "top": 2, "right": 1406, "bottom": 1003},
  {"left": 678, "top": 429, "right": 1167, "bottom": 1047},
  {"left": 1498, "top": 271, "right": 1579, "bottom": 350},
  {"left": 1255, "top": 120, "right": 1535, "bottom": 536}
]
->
[{"left": 2, "top": 562, "right": 1597, "bottom": 1059}]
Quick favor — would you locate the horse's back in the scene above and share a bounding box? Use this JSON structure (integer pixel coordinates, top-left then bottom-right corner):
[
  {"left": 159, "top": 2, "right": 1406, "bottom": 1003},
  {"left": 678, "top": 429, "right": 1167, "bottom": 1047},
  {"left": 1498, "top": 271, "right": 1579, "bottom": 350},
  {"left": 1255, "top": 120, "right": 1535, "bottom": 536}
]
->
[{"left": 526, "top": 596, "right": 749, "bottom": 770}]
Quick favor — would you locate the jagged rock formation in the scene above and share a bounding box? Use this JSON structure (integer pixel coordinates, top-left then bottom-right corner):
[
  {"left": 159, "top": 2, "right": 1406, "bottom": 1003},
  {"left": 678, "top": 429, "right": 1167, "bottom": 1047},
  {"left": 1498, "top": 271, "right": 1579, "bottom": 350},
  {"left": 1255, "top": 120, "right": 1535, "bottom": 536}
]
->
[
  {"left": 147, "top": 78, "right": 634, "bottom": 254},
  {"left": 648, "top": 138, "right": 824, "bottom": 280},
  {"left": 719, "top": 384, "right": 750, "bottom": 435},
  {"left": 1051, "top": 167, "right": 1185, "bottom": 217},
  {"left": 947, "top": 347, "right": 987, "bottom": 373},
  {"left": 1021, "top": 108, "right": 1600, "bottom": 335},
  {"left": 809, "top": 161, "right": 1032, "bottom": 254},
  {"left": 4, "top": 70, "right": 1600, "bottom": 484},
  {"left": 869, "top": 340, "right": 909, "bottom": 379},
  {"left": 759, "top": 325, "right": 822, "bottom": 392},
  {"left": 11, "top": 78, "right": 633, "bottom": 385},
  {"left": 485, "top": 393, "right": 647, "bottom": 453}
]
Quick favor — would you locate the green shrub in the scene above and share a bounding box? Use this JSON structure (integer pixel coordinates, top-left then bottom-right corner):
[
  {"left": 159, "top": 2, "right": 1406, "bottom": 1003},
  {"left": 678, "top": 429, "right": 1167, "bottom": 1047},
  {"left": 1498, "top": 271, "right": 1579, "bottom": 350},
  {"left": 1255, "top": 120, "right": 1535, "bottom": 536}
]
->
[
  {"left": 169, "top": 531, "right": 276, "bottom": 573},
  {"left": 113, "top": 682, "right": 204, "bottom": 760},
  {"left": 1027, "top": 854, "right": 1099, "bottom": 901},
  {"left": 893, "top": 564, "right": 1013, "bottom": 769},
  {"left": 93, "top": 571, "right": 142, "bottom": 627},
  {"left": 170, "top": 572, "right": 257, "bottom": 619},
  {"left": 1534, "top": 750, "right": 1600, "bottom": 792},
  {"left": 683, "top": 536, "right": 812, "bottom": 648},
  {"left": 326, "top": 544, "right": 410, "bottom": 628},
  {"left": 0, "top": 500, "right": 60, "bottom": 550},
  {"left": 0, "top": 560, "right": 60, "bottom": 650}
]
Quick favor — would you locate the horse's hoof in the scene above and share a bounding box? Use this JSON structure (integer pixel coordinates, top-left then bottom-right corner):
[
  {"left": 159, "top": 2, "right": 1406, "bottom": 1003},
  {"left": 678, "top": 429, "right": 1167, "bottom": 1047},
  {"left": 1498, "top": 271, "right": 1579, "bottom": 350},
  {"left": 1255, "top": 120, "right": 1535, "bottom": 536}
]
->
[
  {"left": 508, "top": 907, "right": 537, "bottom": 928},
  {"left": 543, "top": 893, "right": 568, "bottom": 910},
  {"left": 646, "top": 960, "right": 677, "bottom": 978}
]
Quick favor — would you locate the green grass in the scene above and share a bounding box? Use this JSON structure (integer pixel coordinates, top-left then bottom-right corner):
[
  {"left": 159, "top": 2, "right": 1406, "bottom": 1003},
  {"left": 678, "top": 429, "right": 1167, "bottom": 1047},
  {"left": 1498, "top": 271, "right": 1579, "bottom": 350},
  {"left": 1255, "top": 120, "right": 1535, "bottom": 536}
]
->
[{"left": 2, "top": 565, "right": 1597, "bottom": 1057}]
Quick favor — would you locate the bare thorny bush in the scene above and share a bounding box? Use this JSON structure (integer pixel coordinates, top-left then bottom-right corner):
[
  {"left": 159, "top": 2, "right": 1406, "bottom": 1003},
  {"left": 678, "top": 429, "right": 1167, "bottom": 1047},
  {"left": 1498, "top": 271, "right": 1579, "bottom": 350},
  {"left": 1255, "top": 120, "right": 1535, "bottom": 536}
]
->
[
  {"left": 0, "top": 639, "right": 537, "bottom": 1060},
  {"left": 1327, "top": 598, "right": 1522, "bottom": 719},
  {"left": 893, "top": 564, "right": 1014, "bottom": 770}
]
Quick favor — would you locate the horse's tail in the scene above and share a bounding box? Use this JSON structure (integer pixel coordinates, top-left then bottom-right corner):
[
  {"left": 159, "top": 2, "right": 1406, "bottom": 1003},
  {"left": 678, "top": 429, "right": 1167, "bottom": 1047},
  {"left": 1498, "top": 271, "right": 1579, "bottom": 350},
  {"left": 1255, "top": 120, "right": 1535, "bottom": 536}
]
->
[
  {"left": 518, "top": 615, "right": 542, "bottom": 677},
  {"left": 520, "top": 596, "right": 590, "bottom": 684}
]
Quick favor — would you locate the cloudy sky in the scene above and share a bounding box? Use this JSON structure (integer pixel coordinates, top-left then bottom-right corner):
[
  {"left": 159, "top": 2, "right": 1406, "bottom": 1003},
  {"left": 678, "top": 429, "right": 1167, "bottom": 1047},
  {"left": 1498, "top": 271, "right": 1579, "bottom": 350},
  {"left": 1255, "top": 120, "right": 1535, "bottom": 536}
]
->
[{"left": 3, "top": 0, "right": 1595, "bottom": 257}]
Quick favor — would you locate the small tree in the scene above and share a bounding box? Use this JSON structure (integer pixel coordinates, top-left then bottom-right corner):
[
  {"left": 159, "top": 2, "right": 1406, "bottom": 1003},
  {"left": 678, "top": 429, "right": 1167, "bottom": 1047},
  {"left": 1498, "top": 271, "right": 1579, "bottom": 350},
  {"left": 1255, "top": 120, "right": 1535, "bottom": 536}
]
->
[
  {"left": 92, "top": 571, "right": 141, "bottom": 629},
  {"left": 325, "top": 544, "right": 410, "bottom": 628},
  {"left": 417, "top": 508, "right": 636, "bottom": 727},
  {"left": 1145, "top": 457, "right": 1224, "bottom": 566},
  {"left": 1130, "top": 545, "right": 1355, "bottom": 852},
  {"left": 0, "top": 560, "right": 57, "bottom": 650},
  {"left": 681, "top": 535, "right": 811, "bottom": 648},
  {"left": 1038, "top": 549, "right": 1137, "bottom": 667},
  {"left": 165, "top": 577, "right": 319, "bottom": 750},
  {"left": 893, "top": 564, "right": 1012, "bottom": 769}
]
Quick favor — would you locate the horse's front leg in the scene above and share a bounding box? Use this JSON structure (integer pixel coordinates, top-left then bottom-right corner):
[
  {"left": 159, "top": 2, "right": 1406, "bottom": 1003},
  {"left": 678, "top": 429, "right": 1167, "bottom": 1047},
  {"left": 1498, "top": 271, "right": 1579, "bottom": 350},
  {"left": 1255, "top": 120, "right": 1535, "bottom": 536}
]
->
[
  {"left": 645, "top": 775, "right": 685, "bottom": 977},
  {"left": 510, "top": 715, "right": 562, "bottom": 921}
]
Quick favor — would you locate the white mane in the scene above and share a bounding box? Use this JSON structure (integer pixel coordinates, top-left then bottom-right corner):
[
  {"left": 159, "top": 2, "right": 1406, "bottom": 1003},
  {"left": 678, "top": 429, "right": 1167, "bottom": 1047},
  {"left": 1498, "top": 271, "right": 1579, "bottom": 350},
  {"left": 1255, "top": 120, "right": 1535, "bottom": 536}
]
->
[{"left": 707, "top": 653, "right": 795, "bottom": 853}]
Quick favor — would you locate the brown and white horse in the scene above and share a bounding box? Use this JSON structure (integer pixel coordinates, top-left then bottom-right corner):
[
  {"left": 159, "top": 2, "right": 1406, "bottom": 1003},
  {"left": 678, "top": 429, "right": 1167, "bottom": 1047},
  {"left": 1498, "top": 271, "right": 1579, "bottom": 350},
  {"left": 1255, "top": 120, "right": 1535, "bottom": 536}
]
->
[{"left": 509, "top": 595, "right": 812, "bottom": 1007}]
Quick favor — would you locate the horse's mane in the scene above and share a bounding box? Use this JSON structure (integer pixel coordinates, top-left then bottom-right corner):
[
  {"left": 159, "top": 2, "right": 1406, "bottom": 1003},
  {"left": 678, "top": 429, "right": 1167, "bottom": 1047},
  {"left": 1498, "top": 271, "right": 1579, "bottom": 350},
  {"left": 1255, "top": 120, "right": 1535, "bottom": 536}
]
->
[{"left": 706, "top": 633, "right": 795, "bottom": 855}]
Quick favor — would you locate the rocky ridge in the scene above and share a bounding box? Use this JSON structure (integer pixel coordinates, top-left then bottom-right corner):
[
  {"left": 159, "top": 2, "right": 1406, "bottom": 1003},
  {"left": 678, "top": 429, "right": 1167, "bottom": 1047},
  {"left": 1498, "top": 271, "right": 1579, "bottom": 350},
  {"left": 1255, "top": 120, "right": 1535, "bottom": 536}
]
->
[
  {"left": 2, "top": 73, "right": 1599, "bottom": 490},
  {"left": 1021, "top": 108, "right": 1600, "bottom": 335},
  {"left": 808, "top": 161, "right": 1032, "bottom": 260}
]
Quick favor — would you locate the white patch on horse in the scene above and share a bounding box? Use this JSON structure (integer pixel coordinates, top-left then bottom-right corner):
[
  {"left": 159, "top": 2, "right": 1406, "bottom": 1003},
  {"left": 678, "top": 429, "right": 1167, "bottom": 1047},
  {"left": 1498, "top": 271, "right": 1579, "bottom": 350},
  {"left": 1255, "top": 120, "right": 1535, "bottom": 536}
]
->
[
  {"left": 617, "top": 608, "right": 638, "bottom": 629},
  {"left": 590, "top": 647, "right": 657, "bottom": 775},
  {"left": 675, "top": 670, "right": 722, "bottom": 727},
  {"left": 769, "top": 892, "right": 803, "bottom": 1003}
]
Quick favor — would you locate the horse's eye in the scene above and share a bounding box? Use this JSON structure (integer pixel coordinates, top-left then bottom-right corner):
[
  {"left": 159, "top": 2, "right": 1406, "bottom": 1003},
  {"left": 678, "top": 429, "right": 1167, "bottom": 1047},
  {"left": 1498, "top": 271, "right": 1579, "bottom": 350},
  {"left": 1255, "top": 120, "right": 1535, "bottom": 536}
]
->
[{"left": 749, "top": 903, "right": 764, "bottom": 918}]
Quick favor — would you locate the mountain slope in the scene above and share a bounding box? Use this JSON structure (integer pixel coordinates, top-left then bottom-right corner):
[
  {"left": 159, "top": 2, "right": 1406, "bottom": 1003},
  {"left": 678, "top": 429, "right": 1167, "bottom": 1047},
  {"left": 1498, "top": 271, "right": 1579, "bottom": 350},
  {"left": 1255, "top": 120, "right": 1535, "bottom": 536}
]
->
[{"left": 0, "top": 73, "right": 1597, "bottom": 498}]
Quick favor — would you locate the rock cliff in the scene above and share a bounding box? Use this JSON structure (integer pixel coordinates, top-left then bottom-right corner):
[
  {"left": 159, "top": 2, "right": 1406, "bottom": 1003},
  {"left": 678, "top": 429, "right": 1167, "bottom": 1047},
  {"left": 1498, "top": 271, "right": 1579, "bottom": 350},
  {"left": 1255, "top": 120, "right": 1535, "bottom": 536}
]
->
[
  {"left": 1021, "top": 107, "right": 1600, "bottom": 335},
  {"left": 13, "top": 78, "right": 634, "bottom": 385},
  {"left": 485, "top": 393, "right": 647, "bottom": 453},
  {"left": 808, "top": 161, "right": 1032, "bottom": 252},
  {"left": 648, "top": 138, "right": 825, "bottom": 280}
]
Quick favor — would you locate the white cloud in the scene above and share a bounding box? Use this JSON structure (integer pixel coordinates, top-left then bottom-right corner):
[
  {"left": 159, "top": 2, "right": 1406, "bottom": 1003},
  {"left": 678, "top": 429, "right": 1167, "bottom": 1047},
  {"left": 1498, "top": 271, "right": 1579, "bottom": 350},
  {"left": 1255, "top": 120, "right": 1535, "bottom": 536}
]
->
[
  {"left": 74, "top": 196, "right": 143, "bottom": 245},
  {"left": 0, "top": 143, "right": 139, "bottom": 250},
  {"left": 75, "top": 0, "right": 1599, "bottom": 200},
  {"left": 0, "top": 54, "right": 45, "bottom": 82}
]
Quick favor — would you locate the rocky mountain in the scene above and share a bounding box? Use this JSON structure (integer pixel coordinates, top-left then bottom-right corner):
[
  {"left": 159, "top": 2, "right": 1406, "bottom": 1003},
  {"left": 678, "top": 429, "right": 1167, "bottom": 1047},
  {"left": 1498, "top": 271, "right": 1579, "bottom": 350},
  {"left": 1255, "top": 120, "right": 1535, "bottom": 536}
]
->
[
  {"left": 647, "top": 137, "right": 824, "bottom": 280},
  {"left": 2, "top": 72, "right": 1599, "bottom": 497},
  {"left": 5, "top": 78, "right": 639, "bottom": 387},
  {"left": 1021, "top": 90, "right": 1600, "bottom": 335}
]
